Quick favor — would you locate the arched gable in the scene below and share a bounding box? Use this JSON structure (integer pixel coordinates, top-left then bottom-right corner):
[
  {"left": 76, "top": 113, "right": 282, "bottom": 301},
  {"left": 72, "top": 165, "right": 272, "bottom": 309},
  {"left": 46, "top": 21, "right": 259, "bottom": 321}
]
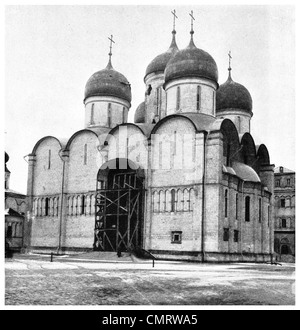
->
[
  {"left": 65, "top": 129, "right": 99, "bottom": 150},
  {"left": 32, "top": 136, "right": 65, "bottom": 155},
  {"left": 220, "top": 119, "right": 241, "bottom": 164},
  {"left": 241, "top": 133, "right": 257, "bottom": 166}
]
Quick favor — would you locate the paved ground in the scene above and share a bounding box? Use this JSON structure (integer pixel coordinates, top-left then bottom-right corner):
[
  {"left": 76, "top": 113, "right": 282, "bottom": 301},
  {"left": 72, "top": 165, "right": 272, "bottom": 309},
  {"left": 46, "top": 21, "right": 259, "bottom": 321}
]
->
[{"left": 5, "top": 253, "right": 295, "bottom": 306}]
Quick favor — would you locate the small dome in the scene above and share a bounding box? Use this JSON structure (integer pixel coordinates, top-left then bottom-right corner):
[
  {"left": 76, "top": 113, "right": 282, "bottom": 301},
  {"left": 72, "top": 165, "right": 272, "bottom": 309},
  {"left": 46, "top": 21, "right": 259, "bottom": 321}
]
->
[
  {"left": 134, "top": 102, "right": 146, "bottom": 124},
  {"left": 84, "top": 60, "right": 132, "bottom": 103},
  {"left": 164, "top": 36, "right": 218, "bottom": 85},
  {"left": 145, "top": 32, "right": 179, "bottom": 79},
  {"left": 216, "top": 72, "right": 252, "bottom": 113}
]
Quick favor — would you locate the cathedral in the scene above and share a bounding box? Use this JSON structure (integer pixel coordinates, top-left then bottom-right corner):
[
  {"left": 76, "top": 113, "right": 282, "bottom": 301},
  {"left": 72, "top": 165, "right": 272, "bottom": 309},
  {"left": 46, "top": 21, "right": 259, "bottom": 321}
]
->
[{"left": 24, "top": 12, "right": 275, "bottom": 262}]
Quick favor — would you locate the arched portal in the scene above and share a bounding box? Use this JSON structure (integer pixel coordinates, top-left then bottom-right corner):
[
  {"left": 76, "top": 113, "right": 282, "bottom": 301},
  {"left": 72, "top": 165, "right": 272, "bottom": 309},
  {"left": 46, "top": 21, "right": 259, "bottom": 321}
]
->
[{"left": 94, "top": 158, "right": 145, "bottom": 252}]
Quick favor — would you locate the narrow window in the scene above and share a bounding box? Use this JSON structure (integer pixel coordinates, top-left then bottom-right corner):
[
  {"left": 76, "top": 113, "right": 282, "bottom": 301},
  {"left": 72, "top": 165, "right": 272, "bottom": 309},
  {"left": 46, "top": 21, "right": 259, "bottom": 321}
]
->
[
  {"left": 226, "top": 143, "right": 231, "bottom": 166},
  {"left": 236, "top": 194, "right": 239, "bottom": 219},
  {"left": 107, "top": 103, "right": 112, "bottom": 128},
  {"left": 212, "top": 91, "right": 216, "bottom": 113},
  {"left": 84, "top": 144, "right": 87, "bottom": 165},
  {"left": 48, "top": 150, "right": 51, "bottom": 170},
  {"left": 245, "top": 196, "right": 250, "bottom": 222},
  {"left": 287, "top": 178, "right": 291, "bottom": 186},
  {"left": 237, "top": 116, "right": 241, "bottom": 133},
  {"left": 259, "top": 198, "right": 262, "bottom": 223},
  {"left": 223, "top": 228, "right": 229, "bottom": 242},
  {"left": 197, "top": 86, "right": 201, "bottom": 111},
  {"left": 156, "top": 87, "right": 160, "bottom": 115},
  {"left": 225, "top": 189, "right": 228, "bottom": 218},
  {"left": 281, "top": 199, "right": 286, "bottom": 208},
  {"left": 171, "top": 189, "right": 176, "bottom": 212},
  {"left": 123, "top": 107, "right": 126, "bottom": 123},
  {"left": 268, "top": 205, "right": 270, "bottom": 227},
  {"left": 280, "top": 166, "right": 284, "bottom": 173},
  {"left": 282, "top": 218, "right": 287, "bottom": 228},
  {"left": 171, "top": 231, "right": 182, "bottom": 244},
  {"left": 90, "top": 103, "right": 95, "bottom": 125},
  {"left": 81, "top": 195, "right": 86, "bottom": 215},
  {"left": 276, "top": 180, "right": 280, "bottom": 187},
  {"left": 7, "top": 225, "right": 12, "bottom": 238},
  {"left": 234, "top": 230, "right": 239, "bottom": 243},
  {"left": 45, "top": 198, "right": 50, "bottom": 216},
  {"left": 176, "top": 86, "right": 181, "bottom": 111}
]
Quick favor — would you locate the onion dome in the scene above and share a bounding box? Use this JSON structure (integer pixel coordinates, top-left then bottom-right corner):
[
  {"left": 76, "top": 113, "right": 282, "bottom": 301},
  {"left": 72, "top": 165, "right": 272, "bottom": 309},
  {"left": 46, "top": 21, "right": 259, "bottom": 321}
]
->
[
  {"left": 216, "top": 69, "right": 252, "bottom": 113},
  {"left": 5, "top": 152, "right": 10, "bottom": 173},
  {"left": 164, "top": 32, "right": 218, "bottom": 85},
  {"left": 134, "top": 102, "right": 146, "bottom": 124},
  {"left": 84, "top": 57, "right": 131, "bottom": 104},
  {"left": 145, "top": 30, "right": 179, "bottom": 79}
]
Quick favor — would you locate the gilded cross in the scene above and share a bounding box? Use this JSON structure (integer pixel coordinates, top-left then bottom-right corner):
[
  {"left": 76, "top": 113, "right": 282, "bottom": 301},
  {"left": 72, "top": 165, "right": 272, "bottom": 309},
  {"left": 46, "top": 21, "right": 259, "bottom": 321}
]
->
[
  {"left": 108, "top": 35, "right": 115, "bottom": 57},
  {"left": 228, "top": 51, "right": 232, "bottom": 70},
  {"left": 171, "top": 9, "right": 178, "bottom": 31},
  {"left": 189, "top": 10, "right": 195, "bottom": 32}
]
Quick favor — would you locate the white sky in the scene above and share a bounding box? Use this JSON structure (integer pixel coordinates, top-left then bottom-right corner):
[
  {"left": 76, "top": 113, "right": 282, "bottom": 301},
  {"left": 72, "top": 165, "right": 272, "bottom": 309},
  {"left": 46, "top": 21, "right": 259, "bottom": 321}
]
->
[{"left": 4, "top": 4, "right": 295, "bottom": 194}]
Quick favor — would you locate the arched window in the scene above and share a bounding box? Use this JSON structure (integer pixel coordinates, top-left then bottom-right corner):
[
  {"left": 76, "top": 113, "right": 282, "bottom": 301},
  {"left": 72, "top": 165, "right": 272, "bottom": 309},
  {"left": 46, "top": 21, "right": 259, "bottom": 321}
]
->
[
  {"left": 259, "top": 198, "right": 262, "bottom": 223},
  {"left": 281, "top": 245, "right": 289, "bottom": 255},
  {"left": 176, "top": 86, "right": 181, "bottom": 111},
  {"left": 123, "top": 107, "right": 126, "bottom": 123},
  {"left": 107, "top": 103, "right": 112, "bottom": 128},
  {"left": 268, "top": 205, "right": 270, "bottom": 227},
  {"left": 245, "top": 196, "right": 250, "bottom": 222},
  {"left": 225, "top": 190, "right": 228, "bottom": 218},
  {"left": 156, "top": 87, "right": 161, "bottom": 115},
  {"left": 171, "top": 189, "right": 176, "bottom": 212},
  {"left": 197, "top": 86, "right": 201, "bottom": 111},
  {"left": 81, "top": 195, "right": 85, "bottom": 215},
  {"left": 83, "top": 144, "right": 87, "bottom": 165},
  {"left": 90, "top": 103, "right": 95, "bottom": 125},
  {"left": 48, "top": 150, "right": 51, "bottom": 170},
  {"left": 236, "top": 194, "right": 239, "bottom": 219},
  {"left": 159, "top": 191, "right": 165, "bottom": 213},
  {"left": 45, "top": 198, "right": 50, "bottom": 216}
]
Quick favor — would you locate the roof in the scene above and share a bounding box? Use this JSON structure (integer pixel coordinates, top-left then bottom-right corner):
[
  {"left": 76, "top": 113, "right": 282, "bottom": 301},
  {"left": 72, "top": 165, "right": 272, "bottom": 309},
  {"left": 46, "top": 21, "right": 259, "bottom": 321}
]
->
[
  {"left": 5, "top": 208, "right": 24, "bottom": 218},
  {"left": 216, "top": 72, "right": 253, "bottom": 114},
  {"left": 229, "top": 162, "right": 261, "bottom": 183},
  {"left": 84, "top": 60, "right": 132, "bottom": 103},
  {"left": 5, "top": 189, "right": 26, "bottom": 198},
  {"left": 274, "top": 167, "right": 295, "bottom": 174},
  {"left": 164, "top": 37, "right": 218, "bottom": 85}
]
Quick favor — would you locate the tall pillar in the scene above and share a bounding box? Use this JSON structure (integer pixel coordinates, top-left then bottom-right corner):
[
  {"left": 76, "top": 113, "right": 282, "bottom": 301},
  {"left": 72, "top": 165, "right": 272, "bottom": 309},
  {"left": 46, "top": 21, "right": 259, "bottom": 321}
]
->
[
  {"left": 23, "top": 154, "right": 36, "bottom": 251},
  {"left": 259, "top": 164, "right": 275, "bottom": 259}
]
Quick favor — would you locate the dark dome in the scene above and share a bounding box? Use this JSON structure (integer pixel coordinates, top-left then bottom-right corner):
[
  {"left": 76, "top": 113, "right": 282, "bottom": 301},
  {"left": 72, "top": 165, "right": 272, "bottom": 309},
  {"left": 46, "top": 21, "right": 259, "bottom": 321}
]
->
[
  {"left": 216, "top": 72, "right": 252, "bottom": 113},
  {"left": 145, "top": 32, "right": 179, "bottom": 79},
  {"left": 84, "top": 60, "right": 131, "bottom": 103},
  {"left": 165, "top": 37, "right": 218, "bottom": 85},
  {"left": 134, "top": 102, "right": 146, "bottom": 124}
]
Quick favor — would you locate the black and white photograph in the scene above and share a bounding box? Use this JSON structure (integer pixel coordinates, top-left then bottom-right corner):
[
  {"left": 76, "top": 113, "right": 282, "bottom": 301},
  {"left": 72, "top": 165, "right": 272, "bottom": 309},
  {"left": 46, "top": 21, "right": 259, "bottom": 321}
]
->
[{"left": 3, "top": 3, "right": 297, "bottom": 310}]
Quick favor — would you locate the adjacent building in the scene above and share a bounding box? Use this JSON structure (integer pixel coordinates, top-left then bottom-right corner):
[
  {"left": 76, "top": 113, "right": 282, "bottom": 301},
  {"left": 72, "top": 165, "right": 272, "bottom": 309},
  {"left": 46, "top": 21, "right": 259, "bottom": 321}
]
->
[
  {"left": 5, "top": 152, "right": 26, "bottom": 252},
  {"left": 274, "top": 166, "right": 295, "bottom": 262}
]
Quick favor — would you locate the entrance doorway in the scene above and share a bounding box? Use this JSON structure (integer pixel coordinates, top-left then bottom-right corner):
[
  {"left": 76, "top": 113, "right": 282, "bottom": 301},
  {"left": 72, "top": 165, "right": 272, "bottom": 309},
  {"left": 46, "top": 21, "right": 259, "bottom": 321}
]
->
[{"left": 94, "top": 159, "right": 145, "bottom": 252}]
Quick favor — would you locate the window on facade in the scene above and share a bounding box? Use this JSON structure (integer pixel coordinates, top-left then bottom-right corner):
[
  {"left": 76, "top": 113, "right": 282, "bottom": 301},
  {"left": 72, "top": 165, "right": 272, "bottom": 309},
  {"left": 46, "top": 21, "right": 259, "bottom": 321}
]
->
[
  {"left": 287, "top": 178, "right": 291, "bottom": 186},
  {"left": 107, "top": 103, "right": 112, "bottom": 128},
  {"left": 48, "top": 150, "right": 51, "bottom": 170},
  {"left": 7, "top": 225, "right": 12, "bottom": 238},
  {"left": 84, "top": 144, "right": 87, "bottom": 165},
  {"left": 281, "top": 199, "right": 286, "bottom": 208},
  {"left": 234, "top": 230, "right": 239, "bottom": 243},
  {"left": 176, "top": 86, "right": 181, "bottom": 111},
  {"left": 45, "top": 198, "right": 50, "bottom": 216},
  {"left": 237, "top": 116, "right": 241, "bottom": 133},
  {"left": 197, "top": 86, "right": 201, "bottom": 111},
  {"left": 171, "top": 189, "right": 176, "bottom": 212},
  {"left": 90, "top": 103, "right": 95, "bottom": 125},
  {"left": 276, "top": 180, "right": 280, "bottom": 187},
  {"left": 259, "top": 198, "right": 262, "bottom": 223},
  {"left": 268, "top": 205, "right": 270, "bottom": 227},
  {"left": 223, "top": 228, "right": 229, "bottom": 242},
  {"left": 81, "top": 195, "right": 86, "bottom": 215},
  {"left": 171, "top": 231, "right": 182, "bottom": 244},
  {"left": 236, "top": 194, "right": 239, "bottom": 219},
  {"left": 282, "top": 218, "right": 287, "bottom": 228},
  {"left": 245, "top": 196, "right": 250, "bottom": 222},
  {"left": 123, "top": 107, "right": 126, "bottom": 123},
  {"left": 280, "top": 166, "right": 284, "bottom": 173},
  {"left": 156, "top": 87, "right": 160, "bottom": 115},
  {"left": 225, "top": 190, "right": 228, "bottom": 218}
]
